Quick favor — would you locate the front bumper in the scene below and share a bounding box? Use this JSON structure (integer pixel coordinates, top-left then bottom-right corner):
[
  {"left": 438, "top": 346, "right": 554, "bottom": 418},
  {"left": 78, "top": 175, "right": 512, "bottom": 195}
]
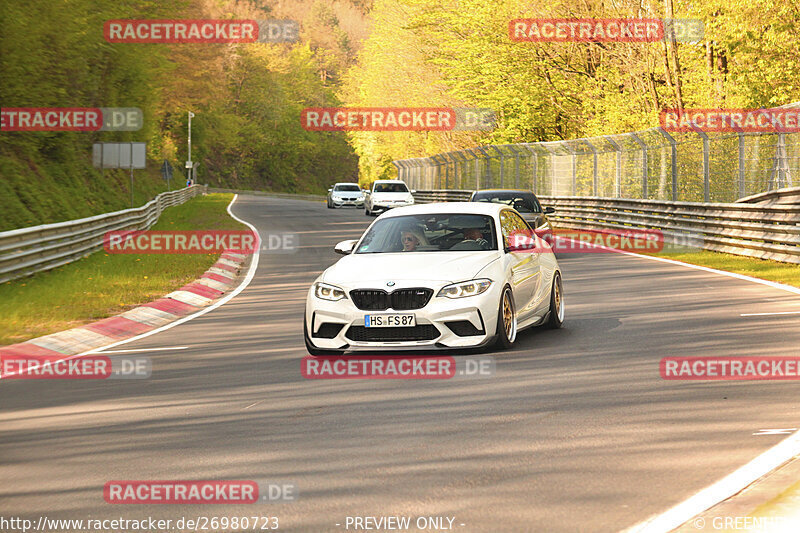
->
[
  {"left": 370, "top": 201, "right": 413, "bottom": 212},
  {"left": 332, "top": 198, "right": 365, "bottom": 207},
  {"left": 305, "top": 283, "right": 502, "bottom": 352}
]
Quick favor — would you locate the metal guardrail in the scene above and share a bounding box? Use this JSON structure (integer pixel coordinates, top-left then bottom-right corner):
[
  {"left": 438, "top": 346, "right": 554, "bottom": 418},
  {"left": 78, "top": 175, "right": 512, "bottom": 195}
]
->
[
  {"left": 736, "top": 186, "right": 800, "bottom": 206},
  {"left": 411, "top": 189, "right": 800, "bottom": 264},
  {"left": 0, "top": 185, "right": 207, "bottom": 283},
  {"left": 412, "top": 190, "right": 473, "bottom": 203}
]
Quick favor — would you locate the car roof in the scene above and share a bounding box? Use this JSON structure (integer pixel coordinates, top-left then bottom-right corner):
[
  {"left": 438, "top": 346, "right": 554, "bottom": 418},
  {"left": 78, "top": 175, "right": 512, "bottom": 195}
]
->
[
  {"left": 472, "top": 189, "right": 535, "bottom": 195},
  {"left": 333, "top": 182, "right": 360, "bottom": 186},
  {"left": 373, "top": 179, "right": 406, "bottom": 183},
  {"left": 380, "top": 201, "right": 507, "bottom": 218}
]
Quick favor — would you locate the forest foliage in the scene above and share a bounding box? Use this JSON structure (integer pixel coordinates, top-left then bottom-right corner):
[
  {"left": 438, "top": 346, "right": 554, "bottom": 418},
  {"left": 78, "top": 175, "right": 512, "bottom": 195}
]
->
[{"left": 2, "top": 0, "right": 800, "bottom": 228}]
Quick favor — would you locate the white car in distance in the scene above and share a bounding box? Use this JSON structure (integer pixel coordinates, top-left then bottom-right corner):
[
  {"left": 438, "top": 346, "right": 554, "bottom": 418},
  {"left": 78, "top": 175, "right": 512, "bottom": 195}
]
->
[
  {"left": 304, "top": 202, "right": 564, "bottom": 355},
  {"left": 364, "top": 180, "right": 415, "bottom": 216},
  {"left": 327, "top": 183, "right": 365, "bottom": 208}
]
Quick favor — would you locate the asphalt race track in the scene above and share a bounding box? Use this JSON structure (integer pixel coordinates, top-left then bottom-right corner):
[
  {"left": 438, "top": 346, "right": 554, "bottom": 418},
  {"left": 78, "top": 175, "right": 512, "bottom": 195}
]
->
[{"left": 2, "top": 195, "right": 800, "bottom": 532}]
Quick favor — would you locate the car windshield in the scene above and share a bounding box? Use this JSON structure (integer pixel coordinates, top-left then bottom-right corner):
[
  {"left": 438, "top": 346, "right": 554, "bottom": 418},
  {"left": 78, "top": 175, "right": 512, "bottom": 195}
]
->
[
  {"left": 473, "top": 192, "right": 541, "bottom": 213},
  {"left": 334, "top": 184, "right": 361, "bottom": 192},
  {"left": 356, "top": 214, "right": 497, "bottom": 253},
  {"left": 374, "top": 182, "right": 409, "bottom": 193}
]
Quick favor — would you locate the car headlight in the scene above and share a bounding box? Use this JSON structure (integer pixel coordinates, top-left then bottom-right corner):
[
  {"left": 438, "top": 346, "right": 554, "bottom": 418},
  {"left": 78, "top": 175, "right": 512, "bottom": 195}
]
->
[
  {"left": 314, "top": 282, "right": 347, "bottom": 301},
  {"left": 437, "top": 279, "right": 492, "bottom": 298}
]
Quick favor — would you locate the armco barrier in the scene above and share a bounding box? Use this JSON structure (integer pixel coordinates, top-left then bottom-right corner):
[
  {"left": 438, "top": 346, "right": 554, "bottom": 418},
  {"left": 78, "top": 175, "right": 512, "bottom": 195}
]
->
[
  {"left": 411, "top": 189, "right": 800, "bottom": 264},
  {"left": 412, "top": 189, "right": 472, "bottom": 203},
  {"left": 0, "top": 185, "right": 207, "bottom": 283}
]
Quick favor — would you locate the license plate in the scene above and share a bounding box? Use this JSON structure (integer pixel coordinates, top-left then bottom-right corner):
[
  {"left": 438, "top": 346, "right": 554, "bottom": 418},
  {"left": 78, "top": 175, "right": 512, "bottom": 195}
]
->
[{"left": 364, "top": 314, "right": 416, "bottom": 328}]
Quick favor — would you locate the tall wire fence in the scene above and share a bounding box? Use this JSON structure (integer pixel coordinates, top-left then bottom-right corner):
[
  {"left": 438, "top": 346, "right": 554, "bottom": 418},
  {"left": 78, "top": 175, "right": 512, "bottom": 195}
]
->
[{"left": 393, "top": 104, "right": 800, "bottom": 202}]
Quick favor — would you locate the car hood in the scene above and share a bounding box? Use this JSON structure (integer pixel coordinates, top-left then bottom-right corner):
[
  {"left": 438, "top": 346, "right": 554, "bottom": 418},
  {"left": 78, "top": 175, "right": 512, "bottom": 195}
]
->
[
  {"left": 371, "top": 191, "right": 412, "bottom": 199},
  {"left": 323, "top": 251, "right": 501, "bottom": 286},
  {"left": 332, "top": 190, "right": 363, "bottom": 197}
]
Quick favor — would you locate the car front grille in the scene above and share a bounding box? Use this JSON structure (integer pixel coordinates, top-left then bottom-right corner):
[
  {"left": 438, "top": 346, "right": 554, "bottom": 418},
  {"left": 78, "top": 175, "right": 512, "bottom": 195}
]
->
[
  {"left": 349, "top": 288, "right": 432, "bottom": 311},
  {"left": 350, "top": 290, "right": 390, "bottom": 310},
  {"left": 390, "top": 289, "right": 433, "bottom": 310},
  {"left": 345, "top": 324, "right": 440, "bottom": 342}
]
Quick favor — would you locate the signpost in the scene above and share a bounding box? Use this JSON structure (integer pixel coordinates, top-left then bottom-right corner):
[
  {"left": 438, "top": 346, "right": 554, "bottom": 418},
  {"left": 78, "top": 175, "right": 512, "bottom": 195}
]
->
[
  {"left": 161, "top": 160, "right": 173, "bottom": 191},
  {"left": 92, "top": 142, "right": 147, "bottom": 207}
]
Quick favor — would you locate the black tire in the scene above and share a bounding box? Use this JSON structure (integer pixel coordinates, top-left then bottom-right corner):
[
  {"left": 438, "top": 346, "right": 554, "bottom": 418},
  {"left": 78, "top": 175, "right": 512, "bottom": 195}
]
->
[
  {"left": 327, "top": 200, "right": 333, "bottom": 209},
  {"left": 493, "top": 286, "right": 517, "bottom": 350},
  {"left": 546, "top": 272, "right": 565, "bottom": 329},
  {"left": 364, "top": 206, "right": 371, "bottom": 216},
  {"left": 304, "top": 319, "right": 344, "bottom": 356}
]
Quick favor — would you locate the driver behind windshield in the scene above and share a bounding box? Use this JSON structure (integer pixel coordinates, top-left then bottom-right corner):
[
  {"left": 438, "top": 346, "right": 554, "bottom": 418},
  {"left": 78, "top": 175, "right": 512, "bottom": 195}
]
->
[{"left": 460, "top": 228, "right": 490, "bottom": 249}]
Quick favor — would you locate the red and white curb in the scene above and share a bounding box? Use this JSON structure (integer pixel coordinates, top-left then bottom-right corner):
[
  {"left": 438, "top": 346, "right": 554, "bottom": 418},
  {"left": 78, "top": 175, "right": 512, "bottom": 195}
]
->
[{"left": 0, "top": 251, "right": 248, "bottom": 377}]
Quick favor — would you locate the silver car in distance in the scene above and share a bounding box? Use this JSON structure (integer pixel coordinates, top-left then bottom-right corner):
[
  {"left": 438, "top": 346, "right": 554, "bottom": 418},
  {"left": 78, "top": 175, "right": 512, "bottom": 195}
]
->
[{"left": 304, "top": 202, "right": 564, "bottom": 355}]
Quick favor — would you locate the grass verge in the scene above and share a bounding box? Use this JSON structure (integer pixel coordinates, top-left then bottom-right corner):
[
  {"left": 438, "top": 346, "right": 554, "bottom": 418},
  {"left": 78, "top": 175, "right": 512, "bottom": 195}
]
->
[
  {"left": 645, "top": 250, "right": 800, "bottom": 289},
  {"left": 0, "top": 193, "right": 244, "bottom": 346}
]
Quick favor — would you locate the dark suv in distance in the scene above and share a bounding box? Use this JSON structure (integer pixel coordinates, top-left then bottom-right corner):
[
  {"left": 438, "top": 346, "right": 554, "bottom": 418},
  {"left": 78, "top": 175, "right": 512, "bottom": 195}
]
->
[{"left": 469, "top": 189, "right": 555, "bottom": 238}]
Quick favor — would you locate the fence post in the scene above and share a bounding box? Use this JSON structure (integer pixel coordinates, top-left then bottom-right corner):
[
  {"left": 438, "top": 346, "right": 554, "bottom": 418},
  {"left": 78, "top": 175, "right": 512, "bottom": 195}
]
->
[
  {"left": 738, "top": 133, "right": 746, "bottom": 198},
  {"left": 570, "top": 147, "right": 577, "bottom": 196},
  {"left": 507, "top": 145, "right": 521, "bottom": 188},
  {"left": 471, "top": 150, "right": 481, "bottom": 190},
  {"left": 630, "top": 132, "right": 648, "bottom": 199},
  {"left": 490, "top": 146, "right": 507, "bottom": 188},
  {"left": 657, "top": 128, "right": 678, "bottom": 201},
  {"left": 693, "top": 129, "right": 710, "bottom": 201},
  {"left": 582, "top": 140, "right": 598, "bottom": 196},
  {"left": 476, "top": 147, "right": 492, "bottom": 190},
  {"left": 392, "top": 161, "right": 402, "bottom": 182},
  {"left": 605, "top": 136, "right": 622, "bottom": 197}
]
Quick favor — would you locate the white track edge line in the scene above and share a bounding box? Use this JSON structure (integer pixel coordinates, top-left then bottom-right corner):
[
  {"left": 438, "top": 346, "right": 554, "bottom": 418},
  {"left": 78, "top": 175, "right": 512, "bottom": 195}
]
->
[
  {"left": 741, "top": 311, "right": 800, "bottom": 317},
  {"left": 81, "top": 193, "right": 261, "bottom": 354},
  {"left": 1, "top": 195, "right": 260, "bottom": 379},
  {"left": 622, "top": 430, "right": 800, "bottom": 532},
  {"left": 597, "top": 243, "right": 800, "bottom": 531},
  {"left": 558, "top": 237, "right": 800, "bottom": 296}
]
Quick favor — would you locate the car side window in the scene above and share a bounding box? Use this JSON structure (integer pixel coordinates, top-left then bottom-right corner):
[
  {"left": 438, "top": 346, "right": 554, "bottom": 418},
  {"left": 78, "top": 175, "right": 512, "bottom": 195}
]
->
[{"left": 500, "top": 210, "right": 531, "bottom": 249}]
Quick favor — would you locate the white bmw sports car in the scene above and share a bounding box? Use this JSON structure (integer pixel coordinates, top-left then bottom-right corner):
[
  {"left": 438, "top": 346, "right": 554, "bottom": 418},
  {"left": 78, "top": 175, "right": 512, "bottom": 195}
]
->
[{"left": 304, "top": 202, "right": 564, "bottom": 354}]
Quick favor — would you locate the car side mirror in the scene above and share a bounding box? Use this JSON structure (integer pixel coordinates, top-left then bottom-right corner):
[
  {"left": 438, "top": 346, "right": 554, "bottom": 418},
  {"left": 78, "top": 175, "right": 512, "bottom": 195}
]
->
[
  {"left": 410, "top": 189, "right": 417, "bottom": 194},
  {"left": 327, "top": 188, "right": 332, "bottom": 192},
  {"left": 544, "top": 206, "right": 555, "bottom": 214},
  {"left": 334, "top": 239, "right": 358, "bottom": 255}
]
